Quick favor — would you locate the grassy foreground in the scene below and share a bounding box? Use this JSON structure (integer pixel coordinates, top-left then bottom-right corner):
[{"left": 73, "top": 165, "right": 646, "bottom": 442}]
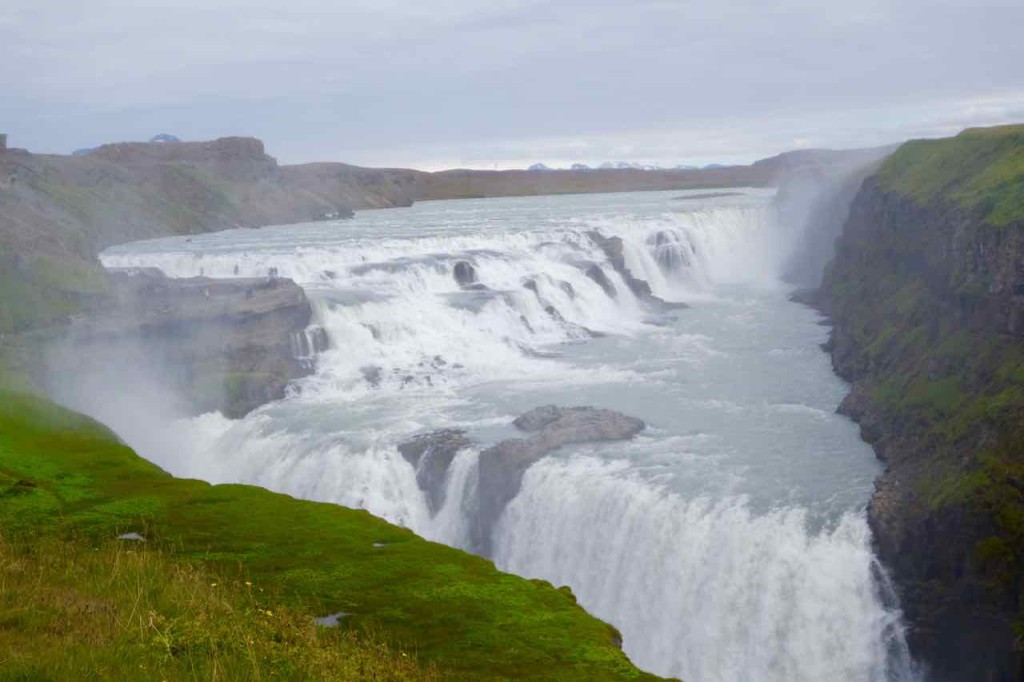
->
[
  {"left": 0, "top": 387, "right": 660, "bottom": 681},
  {"left": 0, "top": 535, "right": 435, "bottom": 681}
]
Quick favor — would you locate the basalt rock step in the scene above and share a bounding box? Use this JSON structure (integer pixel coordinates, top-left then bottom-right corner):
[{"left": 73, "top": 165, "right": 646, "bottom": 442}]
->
[
  {"left": 55, "top": 268, "right": 314, "bottom": 418},
  {"left": 587, "top": 231, "right": 689, "bottom": 310},
  {"left": 476, "top": 406, "right": 644, "bottom": 555},
  {"left": 400, "top": 406, "right": 645, "bottom": 556},
  {"left": 397, "top": 428, "right": 473, "bottom": 513}
]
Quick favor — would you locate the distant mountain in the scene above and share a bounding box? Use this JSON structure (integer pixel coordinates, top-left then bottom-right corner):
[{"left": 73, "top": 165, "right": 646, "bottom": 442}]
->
[
  {"left": 599, "top": 161, "right": 642, "bottom": 170},
  {"left": 571, "top": 163, "right": 591, "bottom": 171},
  {"left": 150, "top": 133, "right": 181, "bottom": 143},
  {"left": 528, "top": 162, "right": 552, "bottom": 171},
  {"left": 596, "top": 161, "right": 675, "bottom": 171}
]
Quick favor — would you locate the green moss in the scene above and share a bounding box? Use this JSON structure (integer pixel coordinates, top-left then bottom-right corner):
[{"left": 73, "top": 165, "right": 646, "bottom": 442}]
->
[
  {"left": 0, "top": 388, "right": 661, "bottom": 681},
  {"left": 878, "top": 125, "right": 1024, "bottom": 226}
]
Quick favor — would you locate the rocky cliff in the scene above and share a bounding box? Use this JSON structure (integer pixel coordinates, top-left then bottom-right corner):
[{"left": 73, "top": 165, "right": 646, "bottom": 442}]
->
[
  {"left": 819, "top": 125, "right": 1024, "bottom": 681},
  {"left": 46, "top": 269, "right": 317, "bottom": 418}
]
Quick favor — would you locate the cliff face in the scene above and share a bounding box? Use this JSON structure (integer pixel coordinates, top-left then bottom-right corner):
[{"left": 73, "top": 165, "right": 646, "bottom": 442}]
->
[
  {"left": 820, "top": 125, "right": 1024, "bottom": 681},
  {"left": 46, "top": 269, "right": 316, "bottom": 418}
]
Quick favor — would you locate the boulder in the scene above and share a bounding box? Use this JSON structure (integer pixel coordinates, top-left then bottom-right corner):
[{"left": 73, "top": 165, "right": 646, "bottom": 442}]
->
[{"left": 453, "top": 261, "right": 478, "bottom": 288}]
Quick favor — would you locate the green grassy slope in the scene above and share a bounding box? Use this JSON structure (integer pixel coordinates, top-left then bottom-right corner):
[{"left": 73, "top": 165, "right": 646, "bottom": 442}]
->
[
  {"left": 0, "top": 387, "right": 661, "bottom": 681},
  {"left": 878, "top": 124, "right": 1024, "bottom": 226},
  {"left": 0, "top": 534, "right": 438, "bottom": 681}
]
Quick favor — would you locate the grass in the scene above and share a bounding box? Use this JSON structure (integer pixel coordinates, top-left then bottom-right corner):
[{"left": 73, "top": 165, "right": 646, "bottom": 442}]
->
[
  {"left": 0, "top": 387, "right": 660, "bottom": 681},
  {"left": 878, "top": 124, "right": 1024, "bottom": 225},
  {"left": 0, "top": 534, "right": 436, "bottom": 681}
]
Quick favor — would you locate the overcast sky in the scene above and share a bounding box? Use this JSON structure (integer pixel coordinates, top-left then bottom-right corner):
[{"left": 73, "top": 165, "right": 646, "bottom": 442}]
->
[{"left": 2, "top": 0, "right": 1023, "bottom": 169}]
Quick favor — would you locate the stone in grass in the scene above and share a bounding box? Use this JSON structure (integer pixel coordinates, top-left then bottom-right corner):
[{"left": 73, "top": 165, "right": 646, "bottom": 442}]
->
[{"left": 314, "top": 612, "right": 349, "bottom": 628}]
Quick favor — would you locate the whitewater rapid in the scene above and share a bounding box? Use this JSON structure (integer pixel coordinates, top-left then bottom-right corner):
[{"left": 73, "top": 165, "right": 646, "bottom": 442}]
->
[{"left": 97, "top": 189, "right": 918, "bottom": 681}]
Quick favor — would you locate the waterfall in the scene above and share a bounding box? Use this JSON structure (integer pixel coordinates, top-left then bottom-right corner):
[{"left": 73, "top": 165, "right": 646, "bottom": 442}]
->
[
  {"left": 97, "top": 190, "right": 919, "bottom": 681},
  {"left": 493, "top": 456, "right": 917, "bottom": 682}
]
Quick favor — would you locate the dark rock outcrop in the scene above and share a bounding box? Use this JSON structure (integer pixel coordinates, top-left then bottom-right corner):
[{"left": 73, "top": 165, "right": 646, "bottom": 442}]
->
[
  {"left": 52, "top": 268, "right": 314, "bottom": 418},
  {"left": 588, "top": 231, "right": 654, "bottom": 300},
  {"left": 453, "top": 261, "right": 478, "bottom": 288},
  {"left": 398, "top": 429, "right": 473, "bottom": 513},
  {"left": 473, "top": 406, "right": 645, "bottom": 555},
  {"left": 649, "top": 231, "right": 689, "bottom": 272},
  {"left": 587, "top": 231, "right": 689, "bottom": 310},
  {"left": 396, "top": 406, "right": 645, "bottom": 556},
  {"left": 585, "top": 264, "right": 618, "bottom": 298}
]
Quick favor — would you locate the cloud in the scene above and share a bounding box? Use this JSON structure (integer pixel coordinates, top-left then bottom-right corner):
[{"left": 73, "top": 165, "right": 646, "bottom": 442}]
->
[{"left": 2, "top": 0, "right": 1022, "bottom": 167}]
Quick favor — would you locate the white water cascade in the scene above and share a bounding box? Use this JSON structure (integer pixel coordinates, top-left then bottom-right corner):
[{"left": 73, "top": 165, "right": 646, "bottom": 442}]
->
[{"left": 98, "top": 189, "right": 920, "bottom": 682}]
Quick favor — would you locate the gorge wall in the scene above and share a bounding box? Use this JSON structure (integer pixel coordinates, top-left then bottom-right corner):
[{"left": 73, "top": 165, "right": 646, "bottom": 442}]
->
[{"left": 819, "top": 125, "right": 1024, "bottom": 681}]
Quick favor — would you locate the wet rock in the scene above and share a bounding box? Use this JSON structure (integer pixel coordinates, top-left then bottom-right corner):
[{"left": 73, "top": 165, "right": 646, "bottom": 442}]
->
[
  {"left": 587, "top": 231, "right": 653, "bottom": 299},
  {"left": 649, "top": 231, "right": 690, "bottom": 272},
  {"left": 523, "top": 278, "right": 540, "bottom": 294},
  {"left": 585, "top": 264, "right": 618, "bottom": 298},
  {"left": 514, "top": 405, "right": 646, "bottom": 445},
  {"left": 588, "top": 231, "right": 689, "bottom": 311},
  {"left": 512, "top": 404, "right": 563, "bottom": 431},
  {"left": 544, "top": 305, "right": 565, "bottom": 322},
  {"left": 360, "top": 365, "right": 383, "bottom": 388},
  {"left": 453, "top": 260, "right": 478, "bottom": 288},
  {"left": 398, "top": 429, "right": 473, "bottom": 512},
  {"left": 60, "top": 269, "right": 313, "bottom": 418},
  {"left": 559, "top": 280, "right": 576, "bottom": 299},
  {"left": 648, "top": 295, "right": 690, "bottom": 311},
  {"left": 473, "top": 406, "right": 645, "bottom": 555}
]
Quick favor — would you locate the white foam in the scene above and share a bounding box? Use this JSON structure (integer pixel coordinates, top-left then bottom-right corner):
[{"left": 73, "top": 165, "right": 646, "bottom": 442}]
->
[{"left": 494, "top": 456, "right": 917, "bottom": 682}]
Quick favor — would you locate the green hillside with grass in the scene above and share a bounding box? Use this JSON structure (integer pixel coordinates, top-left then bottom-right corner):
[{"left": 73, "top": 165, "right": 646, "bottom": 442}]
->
[
  {"left": 877, "top": 124, "right": 1024, "bottom": 226},
  {"left": 0, "top": 387, "right": 661, "bottom": 680}
]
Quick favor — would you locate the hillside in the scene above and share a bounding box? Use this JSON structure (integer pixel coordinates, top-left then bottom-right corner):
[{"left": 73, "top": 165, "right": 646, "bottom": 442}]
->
[
  {"left": 0, "top": 386, "right": 662, "bottom": 680},
  {"left": 0, "top": 138, "right": 419, "bottom": 333},
  {"left": 819, "top": 124, "right": 1024, "bottom": 681}
]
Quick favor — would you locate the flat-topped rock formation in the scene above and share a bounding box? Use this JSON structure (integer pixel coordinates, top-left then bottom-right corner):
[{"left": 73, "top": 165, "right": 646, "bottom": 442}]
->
[
  {"left": 399, "top": 405, "right": 645, "bottom": 555},
  {"left": 53, "top": 268, "right": 316, "bottom": 418}
]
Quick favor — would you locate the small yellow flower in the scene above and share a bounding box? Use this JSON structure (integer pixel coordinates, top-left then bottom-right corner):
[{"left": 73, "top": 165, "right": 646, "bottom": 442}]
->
[
  {"left": 210, "top": 582, "right": 218, "bottom": 587},
  {"left": 265, "top": 609, "right": 274, "bottom": 616},
  {"left": 245, "top": 581, "right": 252, "bottom": 586}
]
